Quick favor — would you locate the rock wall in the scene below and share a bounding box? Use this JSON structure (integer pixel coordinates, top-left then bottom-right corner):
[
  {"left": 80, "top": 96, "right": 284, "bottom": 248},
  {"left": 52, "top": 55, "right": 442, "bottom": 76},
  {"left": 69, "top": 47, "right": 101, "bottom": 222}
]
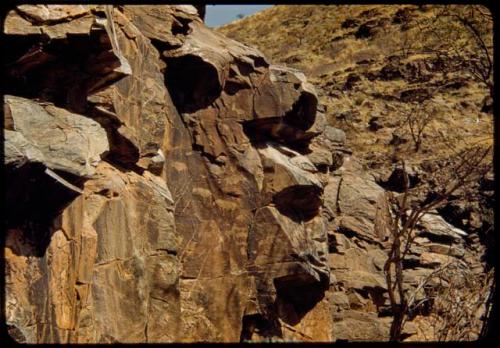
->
[{"left": 3, "top": 5, "right": 490, "bottom": 343}]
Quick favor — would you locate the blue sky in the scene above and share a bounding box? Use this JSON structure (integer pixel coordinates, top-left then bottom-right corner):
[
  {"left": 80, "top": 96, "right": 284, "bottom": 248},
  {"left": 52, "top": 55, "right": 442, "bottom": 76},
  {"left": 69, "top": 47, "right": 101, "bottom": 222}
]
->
[{"left": 205, "top": 5, "right": 273, "bottom": 28}]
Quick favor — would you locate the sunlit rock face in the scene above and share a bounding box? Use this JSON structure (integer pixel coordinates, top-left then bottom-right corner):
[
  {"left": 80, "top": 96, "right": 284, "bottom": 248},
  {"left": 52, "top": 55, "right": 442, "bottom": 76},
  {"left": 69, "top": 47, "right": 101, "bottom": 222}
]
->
[
  {"left": 5, "top": 5, "right": 486, "bottom": 344},
  {"left": 3, "top": 5, "right": 338, "bottom": 343}
]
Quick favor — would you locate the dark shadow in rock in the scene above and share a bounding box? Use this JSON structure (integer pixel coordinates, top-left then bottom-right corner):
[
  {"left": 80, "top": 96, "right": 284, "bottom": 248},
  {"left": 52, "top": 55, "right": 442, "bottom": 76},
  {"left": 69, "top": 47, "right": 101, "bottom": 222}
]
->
[
  {"left": 224, "top": 80, "right": 250, "bottom": 96},
  {"left": 402, "top": 256, "right": 425, "bottom": 269},
  {"left": 4, "top": 163, "right": 82, "bottom": 257},
  {"left": 87, "top": 106, "right": 143, "bottom": 173},
  {"left": 171, "top": 16, "right": 192, "bottom": 36},
  {"left": 417, "top": 231, "right": 457, "bottom": 244},
  {"left": 355, "top": 20, "right": 377, "bottom": 39},
  {"left": 273, "top": 185, "right": 323, "bottom": 222},
  {"left": 241, "top": 87, "right": 316, "bottom": 153},
  {"left": 104, "top": 128, "right": 141, "bottom": 171},
  {"left": 242, "top": 117, "right": 282, "bottom": 144},
  {"left": 367, "top": 288, "right": 388, "bottom": 311},
  {"left": 235, "top": 60, "right": 255, "bottom": 76},
  {"left": 273, "top": 270, "right": 328, "bottom": 325},
  {"left": 437, "top": 202, "right": 469, "bottom": 231},
  {"left": 193, "top": 5, "right": 205, "bottom": 21},
  {"left": 282, "top": 92, "right": 317, "bottom": 131},
  {"left": 400, "top": 87, "right": 431, "bottom": 103},
  {"left": 378, "top": 167, "right": 419, "bottom": 193},
  {"left": 242, "top": 118, "right": 313, "bottom": 154},
  {"left": 3, "top": 30, "right": 124, "bottom": 114},
  {"left": 150, "top": 38, "right": 182, "bottom": 54},
  {"left": 2, "top": 34, "right": 51, "bottom": 95},
  {"left": 240, "top": 313, "right": 283, "bottom": 342},
  {"left": 6, "top": 325, "right": 26, "bottom": 343},
  {"left": 164, "top": 54, "right": 221, "bottom": 113}
]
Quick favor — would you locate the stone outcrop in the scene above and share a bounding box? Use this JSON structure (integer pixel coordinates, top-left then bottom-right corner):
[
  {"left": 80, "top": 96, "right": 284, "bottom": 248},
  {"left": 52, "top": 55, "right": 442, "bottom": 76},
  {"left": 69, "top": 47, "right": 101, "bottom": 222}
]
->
[
  {"left": 3, "top": 4, "right": 491, "bottom": 344},
  {"left": 5, "top": 95, "right": 109, "bottom": 177},
  {"left": 3, "top": 5, "right": 334, "bottom": 343}
]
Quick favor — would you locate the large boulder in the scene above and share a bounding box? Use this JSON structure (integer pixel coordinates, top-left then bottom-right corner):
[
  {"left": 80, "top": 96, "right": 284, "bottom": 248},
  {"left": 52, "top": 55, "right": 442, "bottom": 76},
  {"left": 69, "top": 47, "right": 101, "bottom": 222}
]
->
[
  {"left": 5, "top": 95, "right": 109, "bottom": 177},
  {"left": 3, "top": 4, "right": 332, "bottom": 344}
]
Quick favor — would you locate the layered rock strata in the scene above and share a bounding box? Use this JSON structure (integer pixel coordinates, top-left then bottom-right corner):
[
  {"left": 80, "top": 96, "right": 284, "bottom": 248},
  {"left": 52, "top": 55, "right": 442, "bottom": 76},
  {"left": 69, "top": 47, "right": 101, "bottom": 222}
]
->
[
  {"left": 3, "top": 4, "right": 490, "bottom": 343},
  {"left": 4, "top": 5, "right": 333, "bottom": 343}
]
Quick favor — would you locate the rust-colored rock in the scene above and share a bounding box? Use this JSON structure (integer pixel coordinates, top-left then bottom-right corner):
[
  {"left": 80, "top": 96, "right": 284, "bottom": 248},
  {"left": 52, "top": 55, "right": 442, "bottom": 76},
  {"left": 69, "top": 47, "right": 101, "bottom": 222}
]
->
[
  {"left": 3, "top": 4, "right": 491, "bottom": 344},
  {"left": 3, "top": 4, "right": 331, "bottom": 343}
]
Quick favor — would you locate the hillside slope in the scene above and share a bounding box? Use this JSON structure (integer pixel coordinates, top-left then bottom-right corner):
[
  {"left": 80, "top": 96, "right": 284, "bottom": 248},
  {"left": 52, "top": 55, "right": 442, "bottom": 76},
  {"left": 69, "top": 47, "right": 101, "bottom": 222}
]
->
[
  {"left": 2, "top": 4, "right": 494, "bottom": 344},
  {"left": 219, "top": 4, "right": 495, "bottom": 342},
  {"left": 219, "top": 5, "right": 493, "bottom": 171}
]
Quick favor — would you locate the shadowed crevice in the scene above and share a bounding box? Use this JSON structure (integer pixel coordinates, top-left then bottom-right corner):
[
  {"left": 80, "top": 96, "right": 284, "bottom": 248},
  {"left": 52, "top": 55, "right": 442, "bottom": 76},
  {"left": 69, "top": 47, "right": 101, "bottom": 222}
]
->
[
  {"left": 240, "top": 314, "right": 282, "bottom": 342},
  {"left": 4, "top": 163, "right": 82, "bottom": 257},
  {"left": 273, "top": 185, "right": 323, "bottom": 222},
  {"left": 241, "top": 84, "right": 318, "bottom": 154},
  {"left": 3, "top": 29, "right": 128, "bottom": 114},
  {"left": 282, "top": 92, "right": 317, "bottom": 131},
  {"left": 273, "top": 269, "right": 329, "bottom": 325},
  {"left": 164, "top": 54, "right": 221, "bottom": 113}
]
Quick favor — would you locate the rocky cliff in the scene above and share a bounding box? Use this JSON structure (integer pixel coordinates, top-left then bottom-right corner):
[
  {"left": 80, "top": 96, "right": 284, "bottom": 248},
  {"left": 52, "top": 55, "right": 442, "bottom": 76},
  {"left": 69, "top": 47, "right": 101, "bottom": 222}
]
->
[
  {"left": 3, "top": 5, "right": 493, "bottom": 343},
  {"left": 220, "top": 5, "right": 494, "bottom": 341}
]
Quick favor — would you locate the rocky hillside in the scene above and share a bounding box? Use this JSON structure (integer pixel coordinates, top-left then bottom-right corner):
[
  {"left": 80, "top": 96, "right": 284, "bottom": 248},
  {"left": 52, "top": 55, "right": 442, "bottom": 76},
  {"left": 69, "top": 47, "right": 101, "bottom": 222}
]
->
[
  {"left": 220, "top": 5, "right": 495, "bottom": 341},
  {"left": 219, "top": 5, "right": 493, "bottom": 168},
  {"left": 3, "top": 5, "right": 494, "bottom": 343}
]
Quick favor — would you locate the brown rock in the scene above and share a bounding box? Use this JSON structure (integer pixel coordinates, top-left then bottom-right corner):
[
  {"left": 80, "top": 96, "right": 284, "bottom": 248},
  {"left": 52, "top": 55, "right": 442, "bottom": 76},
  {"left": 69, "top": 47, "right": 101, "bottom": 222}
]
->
[
  {"left": 5, "top": 95, "right": 109, "bottom": 177},
  {"left": 4, "top": 5, "right": 96, "bottom": 38},
  {"left": 8, "top": 4, "right": 486, "bottom": 345},
  {"left": 333, "top": 310, "right": 390, "bottom": 341},
  {"left": 337, "top": 167, "right": 391, "bottom": 243},
  {"left": 419, "top": 252, "right": 453, "bottom": 268}
]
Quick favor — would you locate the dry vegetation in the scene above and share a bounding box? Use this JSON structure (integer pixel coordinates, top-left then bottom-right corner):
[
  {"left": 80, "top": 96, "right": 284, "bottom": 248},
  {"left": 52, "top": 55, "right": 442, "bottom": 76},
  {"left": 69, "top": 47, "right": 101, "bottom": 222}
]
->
[
  {"left": 218, "top": 5, "right": 493, "bottom": 176},
  {"left": 219, "top": 5, "right": 494, "bottom": 342}
]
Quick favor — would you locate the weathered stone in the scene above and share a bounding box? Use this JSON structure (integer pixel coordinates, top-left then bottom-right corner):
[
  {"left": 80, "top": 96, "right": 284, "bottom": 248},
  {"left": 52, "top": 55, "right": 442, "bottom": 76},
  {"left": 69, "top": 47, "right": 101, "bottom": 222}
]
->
[
  {"left": 333, "top": 311, "right": 390, "bottom": 341},
  {"left": 323, "top": 126, "right": 346, "bottom": 144},
  {"left": 16, "top": 5, "right": 94, "bottom": 23},
  {"left": 331, "top": 291, "right": 350, "bottom": 309},
  {"left": 257, "top": 143, "right": 323, "bottom": 217},
  {"left": 347, "top": 291, "right": 367, "bottom": 310},
  {"left": 337, "top": 166, "right": 391, "bottom": 242},
  {"left": 5, "top": 161, "right": 180, "bottom": 343},
  {"left": 120, "top": 6, "right": 200, "bottom": 47},
  {"left": 327, "top": 231, "right": 352, "bottom": 254},
  {"left": 5, "top": 95, "right": 109, "bottom": 177},
  {"left": 427, "top": 243, "right": 465, "bottom": 258},
  {"left": 215, "top": 4, "right": 492, "bottom": 343},
  {"left": 4, "top": 5, "right": 96, "bottom": 38},
  {"left": 418, "top": 212, "right": 468, "bottom": 243},
  {"left": 87, "top": 7, "right": 172, "bottom": 168},
  {"left": 306, "top": 126, "right": 347, "bottom": 171},
  {"left": 419, "top": 252, "right": 453, "bottom": 268},
  {"left": 4, "top": 130, "right": 44, "bottom": 168},
  {"left": 329, "top": 248, "right": 385, "bottom": 290},
  {"left": 323, "top": 176, "right": 341, "bottom": 219},
  {"left": 6, "top": 4, "right": 489, "bottom": 345}
]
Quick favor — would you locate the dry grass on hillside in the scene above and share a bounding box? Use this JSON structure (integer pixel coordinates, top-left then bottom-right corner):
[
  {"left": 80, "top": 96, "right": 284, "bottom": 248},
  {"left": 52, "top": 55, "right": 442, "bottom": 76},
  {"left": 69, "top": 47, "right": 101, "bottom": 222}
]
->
[{"left": 218, "top": 5, "right": 493, "bottom": 176}]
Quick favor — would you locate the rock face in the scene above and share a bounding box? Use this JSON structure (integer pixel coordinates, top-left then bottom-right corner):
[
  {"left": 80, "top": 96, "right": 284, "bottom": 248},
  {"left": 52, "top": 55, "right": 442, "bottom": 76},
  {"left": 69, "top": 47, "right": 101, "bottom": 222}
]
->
[
  {"left": 3, "top": 5, "right": 331, "bottom": 343},
  {"left": 5, "top": 95, "right": 109, "bottom": 177},
  {"left": 3, "top": 5, "right": 491, "bottom": 344}
]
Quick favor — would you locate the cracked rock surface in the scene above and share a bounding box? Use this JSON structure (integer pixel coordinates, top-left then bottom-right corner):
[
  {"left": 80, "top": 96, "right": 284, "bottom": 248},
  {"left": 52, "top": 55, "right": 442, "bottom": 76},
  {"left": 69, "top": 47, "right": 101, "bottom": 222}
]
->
[
  {"left": 3, "top": 5, "right": 334, "bottom": 343},
  {"left": 3, "top": 4, "right": 490, "bottom": 343}
]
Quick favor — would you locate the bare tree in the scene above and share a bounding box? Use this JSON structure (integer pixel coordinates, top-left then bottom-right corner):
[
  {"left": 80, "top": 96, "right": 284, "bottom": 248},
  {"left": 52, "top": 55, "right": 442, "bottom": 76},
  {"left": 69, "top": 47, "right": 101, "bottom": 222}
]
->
[
  {"left": 399, "top": 30, "right": 415, "bottom": 59},
  {"left": 402, "top": 100, "right": 439, "bottom": 152},
  {"left": 427, "top": 264, "right": 494, "bottom": 341},
  {"left": 384, "top": 145, "right": 492, "bottom": 341},
  {"left": 416, "top": 5, "right": 493, "bottom": 98}
]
